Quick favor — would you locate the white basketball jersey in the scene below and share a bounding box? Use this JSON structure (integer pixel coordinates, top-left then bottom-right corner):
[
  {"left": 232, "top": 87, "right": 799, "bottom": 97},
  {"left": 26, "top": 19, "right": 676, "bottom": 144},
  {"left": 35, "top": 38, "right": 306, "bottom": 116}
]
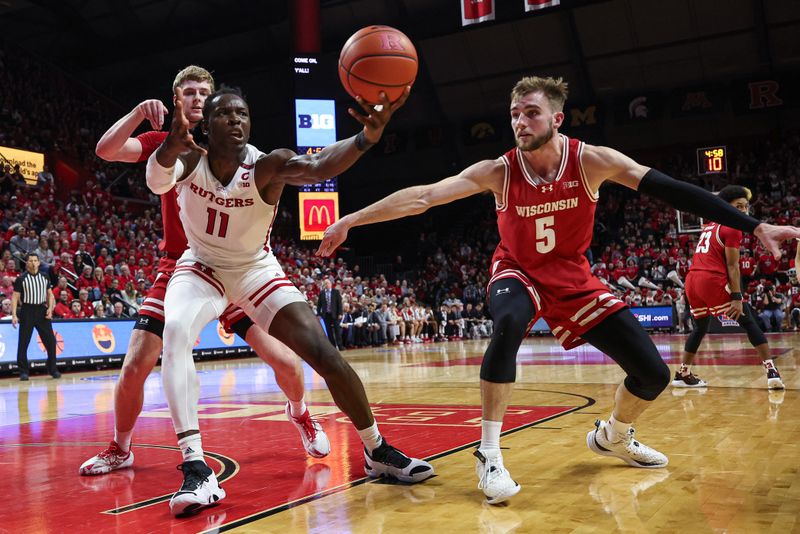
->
[{"left": 176, "top": 144, "right": 278, "bottom": 269}]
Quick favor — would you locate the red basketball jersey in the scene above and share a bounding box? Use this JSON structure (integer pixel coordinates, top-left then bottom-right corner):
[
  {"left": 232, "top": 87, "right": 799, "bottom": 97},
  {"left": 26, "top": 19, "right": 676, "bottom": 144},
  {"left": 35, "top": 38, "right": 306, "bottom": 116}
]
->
[
  {"left": 688, "top": 223, "right": 742, "bottom": 279},
  {"left": 492, "top": 135, "right": 597, "bottom": 286},
  {"left": 137, "top": 131, "right": 188, "bottom": 257}
]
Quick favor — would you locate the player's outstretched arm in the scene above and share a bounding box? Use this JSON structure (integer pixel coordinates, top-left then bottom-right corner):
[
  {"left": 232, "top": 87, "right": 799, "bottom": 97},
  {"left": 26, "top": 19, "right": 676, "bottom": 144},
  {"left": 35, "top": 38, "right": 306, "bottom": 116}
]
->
[
  {"left": 276, "top": 88, "right": 410, "bottom": 186},
  {"left": 581, "top": 144, "right": 800, "bottom": 259},
  {"left": 146, "top": 88, "right": 204, "bottom": 194},
  {"left": 316, "top": 159, "right": 502, "bottom": 257},
  {"left": 96, "top": 99, "right": 168, "bottom": 162}
]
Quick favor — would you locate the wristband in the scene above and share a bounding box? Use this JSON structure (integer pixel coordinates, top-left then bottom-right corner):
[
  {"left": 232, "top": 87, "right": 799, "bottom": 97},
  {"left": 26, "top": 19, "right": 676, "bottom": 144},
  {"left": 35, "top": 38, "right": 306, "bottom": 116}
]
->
[
  {"left": 354, "top": 131, "right": 375, "bottom": 152},
  {"left": 730, "top": 292, "right": 743, "bottom": 300}
]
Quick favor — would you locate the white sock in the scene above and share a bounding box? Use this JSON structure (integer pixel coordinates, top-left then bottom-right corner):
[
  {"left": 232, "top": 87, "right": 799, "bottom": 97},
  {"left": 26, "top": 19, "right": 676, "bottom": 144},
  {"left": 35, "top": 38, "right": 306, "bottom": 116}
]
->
[
  {"left": 479, "top": 420, "right": 503, "bottom": 455},
  {"left": 114, "top": 429, "right": 133, "bottom": 453},
  {"left": 605, "top": 415, "right": 631, "bottom": 442},
  {"left": 178, "top": 434, "right": 205, "bottom": 464},
  {"left": 678, "top": 363, "right": 690, "bottom": 376},
  {"left": 288, "top": 398, "right": 307, "bottom": 418},
  {"left": 357, "top": 422, "right": 382, "bottom": 453},
  {"left": 763, "top": 359, "right": 776, "bottom": 371}
]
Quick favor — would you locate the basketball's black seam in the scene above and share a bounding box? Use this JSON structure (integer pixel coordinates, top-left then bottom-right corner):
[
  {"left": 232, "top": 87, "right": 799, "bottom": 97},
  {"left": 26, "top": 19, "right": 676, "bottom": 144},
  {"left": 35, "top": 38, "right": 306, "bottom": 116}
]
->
[{"left": 343, "top": 56, "right": 418, "bottom": 88}]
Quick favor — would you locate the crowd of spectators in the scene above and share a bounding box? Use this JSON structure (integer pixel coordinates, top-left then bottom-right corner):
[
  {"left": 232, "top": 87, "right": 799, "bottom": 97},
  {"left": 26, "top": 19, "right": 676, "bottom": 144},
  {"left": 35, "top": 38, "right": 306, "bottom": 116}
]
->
[{"left": 0, "top": 42, "right": 798, "bottom": 339}]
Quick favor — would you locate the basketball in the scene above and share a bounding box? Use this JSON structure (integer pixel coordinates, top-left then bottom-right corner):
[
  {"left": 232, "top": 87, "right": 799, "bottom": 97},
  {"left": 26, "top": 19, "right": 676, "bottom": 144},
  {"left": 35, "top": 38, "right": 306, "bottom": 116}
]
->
[{"left": 338, "top": 25, "right": 418, "bottom": 105}]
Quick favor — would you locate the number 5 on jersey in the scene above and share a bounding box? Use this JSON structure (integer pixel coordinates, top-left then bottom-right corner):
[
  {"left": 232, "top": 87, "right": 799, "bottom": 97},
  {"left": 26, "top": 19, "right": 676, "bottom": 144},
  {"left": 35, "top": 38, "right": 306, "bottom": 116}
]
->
[
  {"left": 206, "top": 207, "right": 230, "bottom": 238},
  {"left": 536, "top": 216, "right": 555, "bottom": 254}
]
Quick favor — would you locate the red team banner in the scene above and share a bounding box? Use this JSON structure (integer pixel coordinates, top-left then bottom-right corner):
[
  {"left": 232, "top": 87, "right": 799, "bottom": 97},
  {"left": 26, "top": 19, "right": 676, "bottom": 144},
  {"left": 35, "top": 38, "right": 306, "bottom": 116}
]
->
[
  {"left": 461, "top": 0, "right": 495, "bottom": 26},
  {"left": 525, "top": 0, "right": 561, "bottom": 11}
]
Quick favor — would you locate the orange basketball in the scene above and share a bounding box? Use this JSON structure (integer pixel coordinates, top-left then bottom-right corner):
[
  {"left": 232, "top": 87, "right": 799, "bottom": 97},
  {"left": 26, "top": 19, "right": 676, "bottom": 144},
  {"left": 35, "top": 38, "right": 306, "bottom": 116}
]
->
[{"left": 338, "top": 26, "right": 418, "bottom": 105}]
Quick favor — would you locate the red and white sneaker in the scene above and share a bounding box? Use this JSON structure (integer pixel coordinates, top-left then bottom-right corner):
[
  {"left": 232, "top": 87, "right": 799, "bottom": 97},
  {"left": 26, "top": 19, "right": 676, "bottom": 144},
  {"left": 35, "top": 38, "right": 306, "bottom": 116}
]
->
[
  {"left": 79, "top": 441, "right": 134, "bottom": 476},
  {"left": 285, "top": 403, "right": 330, "bottom": 458}
]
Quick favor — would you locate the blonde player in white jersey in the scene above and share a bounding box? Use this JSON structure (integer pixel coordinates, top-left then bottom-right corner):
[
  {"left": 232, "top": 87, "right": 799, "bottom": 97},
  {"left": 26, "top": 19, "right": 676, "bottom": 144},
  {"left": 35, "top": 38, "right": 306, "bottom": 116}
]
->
[{"left": 147, "top": 86, "right": 433, "bottom": 516}]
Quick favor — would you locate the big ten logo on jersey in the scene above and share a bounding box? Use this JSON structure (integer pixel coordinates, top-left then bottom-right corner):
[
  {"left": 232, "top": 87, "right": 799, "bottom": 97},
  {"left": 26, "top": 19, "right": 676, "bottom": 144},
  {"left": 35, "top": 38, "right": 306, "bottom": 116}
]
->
[{"left": 298, "top": 113, "right": 334, "bottom": 130}]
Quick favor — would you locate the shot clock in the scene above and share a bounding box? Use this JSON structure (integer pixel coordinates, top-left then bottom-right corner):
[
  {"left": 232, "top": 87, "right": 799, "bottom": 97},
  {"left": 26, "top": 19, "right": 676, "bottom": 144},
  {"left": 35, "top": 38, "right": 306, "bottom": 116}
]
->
[{"left": 696, "top": 145, "right": 728, "bottom": 175}]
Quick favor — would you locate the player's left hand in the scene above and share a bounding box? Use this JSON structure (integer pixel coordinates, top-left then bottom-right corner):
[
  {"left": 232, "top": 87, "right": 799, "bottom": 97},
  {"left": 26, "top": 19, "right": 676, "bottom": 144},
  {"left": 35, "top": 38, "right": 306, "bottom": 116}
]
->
[
  {"left": 45, "top": 309, "right": 52, "bottom": 320},
  {"left": 349, "top": 86, "right": 411, "bottom": 144},
  {"left": 754, "top": 223, "right": 800, "bottom": 260},
  {"left": 316, "top": 216, "right": 351, "bottom": 257}
]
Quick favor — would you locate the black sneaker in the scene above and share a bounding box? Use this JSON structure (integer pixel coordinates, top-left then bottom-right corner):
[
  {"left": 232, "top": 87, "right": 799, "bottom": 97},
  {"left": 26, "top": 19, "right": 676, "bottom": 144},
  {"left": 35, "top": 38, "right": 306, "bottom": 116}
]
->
[
  {"left": 169, "top": 460, "right": 226, "bottom": 516},
  {"left": 671, "top": 371, "right": 707, "bottom": 388},
  {"left": 50, "top": 370, "right": 61, "bottom": 379},
  {"left": 364, "top": 439, "right": 434, "bottom": 483},
  {"left": 19, "top": 373, "right": 29, "bottom": 381}
]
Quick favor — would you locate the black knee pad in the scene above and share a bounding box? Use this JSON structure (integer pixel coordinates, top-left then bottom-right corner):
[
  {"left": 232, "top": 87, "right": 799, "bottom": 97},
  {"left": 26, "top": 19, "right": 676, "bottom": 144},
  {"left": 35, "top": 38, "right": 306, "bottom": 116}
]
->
[
  {"left": 480, "top": 278, "right": 536, "bottom": 383},
  {"left": 229, "top": 316, "right": 254, "bottom": 340},
  {"left": 738, "top": 304, "right": 767, "bottom": 346},
  {"left": 583, "top": 309, "right": 670, "bottom": 401},
  {"left": 684, "top": 316, "right": 711, "bottom": 353}
]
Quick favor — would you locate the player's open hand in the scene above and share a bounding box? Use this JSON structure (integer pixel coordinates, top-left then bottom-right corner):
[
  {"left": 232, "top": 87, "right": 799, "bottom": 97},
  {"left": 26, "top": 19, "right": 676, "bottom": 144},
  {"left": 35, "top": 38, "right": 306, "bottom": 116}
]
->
[
  {"left": 724, "top": 300, "right": 743, "bottom": 321},
  {"left": 754, "top": 223, "right": 800, "bottom": 260},
  {"left": 167, "top": 87, "right": 207, "bottom": 156},
  {"left": 136, "top": 99, "right": 168, "bottom": 130},
  {"left": 349, "top": 86, "right": 411, "bottom": 144},
  {"left": 316, "top": 216, "right": 351, "bottom": 257}
]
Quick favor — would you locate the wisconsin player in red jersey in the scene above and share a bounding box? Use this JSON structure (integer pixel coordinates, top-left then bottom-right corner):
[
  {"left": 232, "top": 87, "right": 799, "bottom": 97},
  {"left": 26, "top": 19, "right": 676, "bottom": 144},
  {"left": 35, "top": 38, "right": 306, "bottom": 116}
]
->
[
  {"left": 317, "top": 76, "right": 800, "bottom": 505},
  {"left": 81, "top": 66, "right": 329, "bottom": 477},
  {"left": 674, "top": 186, "right": 783, "bottom": 390}
]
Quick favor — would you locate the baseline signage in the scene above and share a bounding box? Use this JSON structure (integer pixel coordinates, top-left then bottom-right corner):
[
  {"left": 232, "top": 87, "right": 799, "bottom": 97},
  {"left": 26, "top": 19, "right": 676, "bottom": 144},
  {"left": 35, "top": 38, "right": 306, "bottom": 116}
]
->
[
  {"left": 0, "top": 319, "right": 250, "bottom": 370},
  {"left": 530, "top": 305, "right": 675, "bottom": 334},
  {"left": 0, "top": 145, "right": 44, "bottom": 185}
]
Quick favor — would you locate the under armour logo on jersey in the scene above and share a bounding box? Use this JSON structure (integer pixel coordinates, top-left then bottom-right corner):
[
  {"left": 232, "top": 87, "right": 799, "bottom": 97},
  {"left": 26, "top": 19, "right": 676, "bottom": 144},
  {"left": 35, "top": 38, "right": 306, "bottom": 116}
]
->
[
  {"left": 138, "top": 317, "right": 149, "bottom": 325},
  {"left": 541, "top": 184, "right": 554, "bottom": 193},
  {"left": 496, "top": 288, "right": 511, "bottom": 295}
]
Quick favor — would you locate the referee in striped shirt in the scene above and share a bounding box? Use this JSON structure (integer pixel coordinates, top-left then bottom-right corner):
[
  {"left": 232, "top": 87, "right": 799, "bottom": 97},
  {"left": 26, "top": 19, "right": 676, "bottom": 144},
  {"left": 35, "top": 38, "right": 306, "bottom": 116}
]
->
[{"left": 11, "top": 253, "right": 60, "bottom": 381}]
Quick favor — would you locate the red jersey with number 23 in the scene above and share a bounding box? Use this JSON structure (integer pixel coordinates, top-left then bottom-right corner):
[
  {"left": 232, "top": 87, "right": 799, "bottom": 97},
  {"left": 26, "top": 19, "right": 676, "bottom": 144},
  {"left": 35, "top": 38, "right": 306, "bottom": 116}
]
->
[
  {"left": 137, "top": 131, "right": 188, "bottom": 258},
  {"left": 490, "top": 134, "right": 626, "bottom": 349},
  {"left": 688, "top": 223, "right": 742, "bottom": 280}
]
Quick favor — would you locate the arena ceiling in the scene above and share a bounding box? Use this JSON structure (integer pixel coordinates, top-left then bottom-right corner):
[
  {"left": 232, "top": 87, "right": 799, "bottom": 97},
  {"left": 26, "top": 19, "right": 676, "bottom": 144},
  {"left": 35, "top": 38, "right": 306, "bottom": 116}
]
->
[{"left": 3, "top": 0, "right": 800, "bottom": 128}]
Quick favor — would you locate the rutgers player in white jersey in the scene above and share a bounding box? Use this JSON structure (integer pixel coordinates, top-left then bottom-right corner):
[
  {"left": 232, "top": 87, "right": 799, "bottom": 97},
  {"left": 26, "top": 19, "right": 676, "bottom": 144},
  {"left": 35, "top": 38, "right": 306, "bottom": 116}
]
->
[
  {"left": 147, "top": 86, "right": 432, "bottom": 516},
  {"left": 81, "top": 66, "right": 329, "bottom": 479},
  {"left": 317, "top": 76, "right": 800, "bottom": 505}
]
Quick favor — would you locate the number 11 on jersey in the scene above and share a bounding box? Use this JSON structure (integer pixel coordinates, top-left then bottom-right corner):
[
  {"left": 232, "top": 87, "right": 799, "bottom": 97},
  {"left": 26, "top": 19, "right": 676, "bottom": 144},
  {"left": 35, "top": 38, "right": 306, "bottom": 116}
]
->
[{"left": 206, "top": 207, "right": 230, "bottom": 238}]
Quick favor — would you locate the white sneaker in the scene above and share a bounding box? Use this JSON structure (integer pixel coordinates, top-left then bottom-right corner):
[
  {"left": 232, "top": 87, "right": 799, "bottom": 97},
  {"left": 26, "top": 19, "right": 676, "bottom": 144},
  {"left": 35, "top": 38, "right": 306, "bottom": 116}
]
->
[
  {"left": 586, "top": 420, "right": 668, "bottom": 468},
  {"left": 79, "top": 441, "right": 134, "bottom": 475},
  {"left": 169, "top": 460, "right": 226, "bottom": 516},
  {"left": 474, "top": 449, "right": 521, "bottom": 505},
  {"left": 767, "top": 368, "right": 784, "bottom": 390},
  {"left": 285, "top": 403, "right": 331, "bottom": 458}
]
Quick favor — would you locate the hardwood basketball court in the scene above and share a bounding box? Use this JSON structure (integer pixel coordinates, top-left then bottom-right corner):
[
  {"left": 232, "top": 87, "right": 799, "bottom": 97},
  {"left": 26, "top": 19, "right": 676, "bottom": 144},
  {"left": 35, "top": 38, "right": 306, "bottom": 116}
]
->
[{"left": 1, "top": 333, "right": 797, "bottom": 533}]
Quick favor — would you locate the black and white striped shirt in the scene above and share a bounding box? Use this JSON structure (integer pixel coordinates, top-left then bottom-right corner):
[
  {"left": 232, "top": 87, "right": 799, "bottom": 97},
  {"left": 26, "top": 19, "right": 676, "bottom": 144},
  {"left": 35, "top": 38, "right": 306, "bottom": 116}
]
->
[{"left": 13, "top": 271, "right": 51, "bottom": 305}]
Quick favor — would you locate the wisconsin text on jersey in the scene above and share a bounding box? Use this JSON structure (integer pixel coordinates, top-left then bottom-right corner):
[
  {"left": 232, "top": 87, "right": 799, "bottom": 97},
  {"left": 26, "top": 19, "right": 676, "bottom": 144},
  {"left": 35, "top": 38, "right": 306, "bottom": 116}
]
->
[{"left": 514, "top": 197, "right": 579, "bottom": 217}]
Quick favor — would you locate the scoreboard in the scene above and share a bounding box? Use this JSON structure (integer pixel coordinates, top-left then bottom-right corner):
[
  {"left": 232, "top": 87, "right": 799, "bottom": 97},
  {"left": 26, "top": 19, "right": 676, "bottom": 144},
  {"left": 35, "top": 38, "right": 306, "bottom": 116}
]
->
[
  {"left": 294, "top": 55, "right": 339, "bottom": 240},
  {"left": 696, "top": 145, "right": 728, "bottom": 175}
]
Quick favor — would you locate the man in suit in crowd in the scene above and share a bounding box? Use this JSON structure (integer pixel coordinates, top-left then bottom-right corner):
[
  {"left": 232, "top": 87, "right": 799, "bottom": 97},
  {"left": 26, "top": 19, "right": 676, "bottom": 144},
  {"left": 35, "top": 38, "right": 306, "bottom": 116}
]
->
[{"left": 317, "top": 279, "right": 343, "bottom": 349}]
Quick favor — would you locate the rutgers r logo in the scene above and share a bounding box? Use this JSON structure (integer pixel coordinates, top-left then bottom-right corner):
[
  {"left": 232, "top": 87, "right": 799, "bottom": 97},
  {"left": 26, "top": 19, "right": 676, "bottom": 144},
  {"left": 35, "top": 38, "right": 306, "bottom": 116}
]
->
[
  {"left": 379, "top": 33, "right": 405, "bottom": 51},
  {"left": 540, "top": 184, "right": 554, "bottom": 193}
]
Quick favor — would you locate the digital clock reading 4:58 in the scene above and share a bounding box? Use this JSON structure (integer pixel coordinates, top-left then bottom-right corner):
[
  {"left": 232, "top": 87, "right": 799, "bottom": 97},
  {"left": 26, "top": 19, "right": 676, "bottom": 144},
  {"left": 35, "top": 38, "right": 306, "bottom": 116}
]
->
[{"left": 696, "top": 145, "right": 728, "bottom": 175}]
